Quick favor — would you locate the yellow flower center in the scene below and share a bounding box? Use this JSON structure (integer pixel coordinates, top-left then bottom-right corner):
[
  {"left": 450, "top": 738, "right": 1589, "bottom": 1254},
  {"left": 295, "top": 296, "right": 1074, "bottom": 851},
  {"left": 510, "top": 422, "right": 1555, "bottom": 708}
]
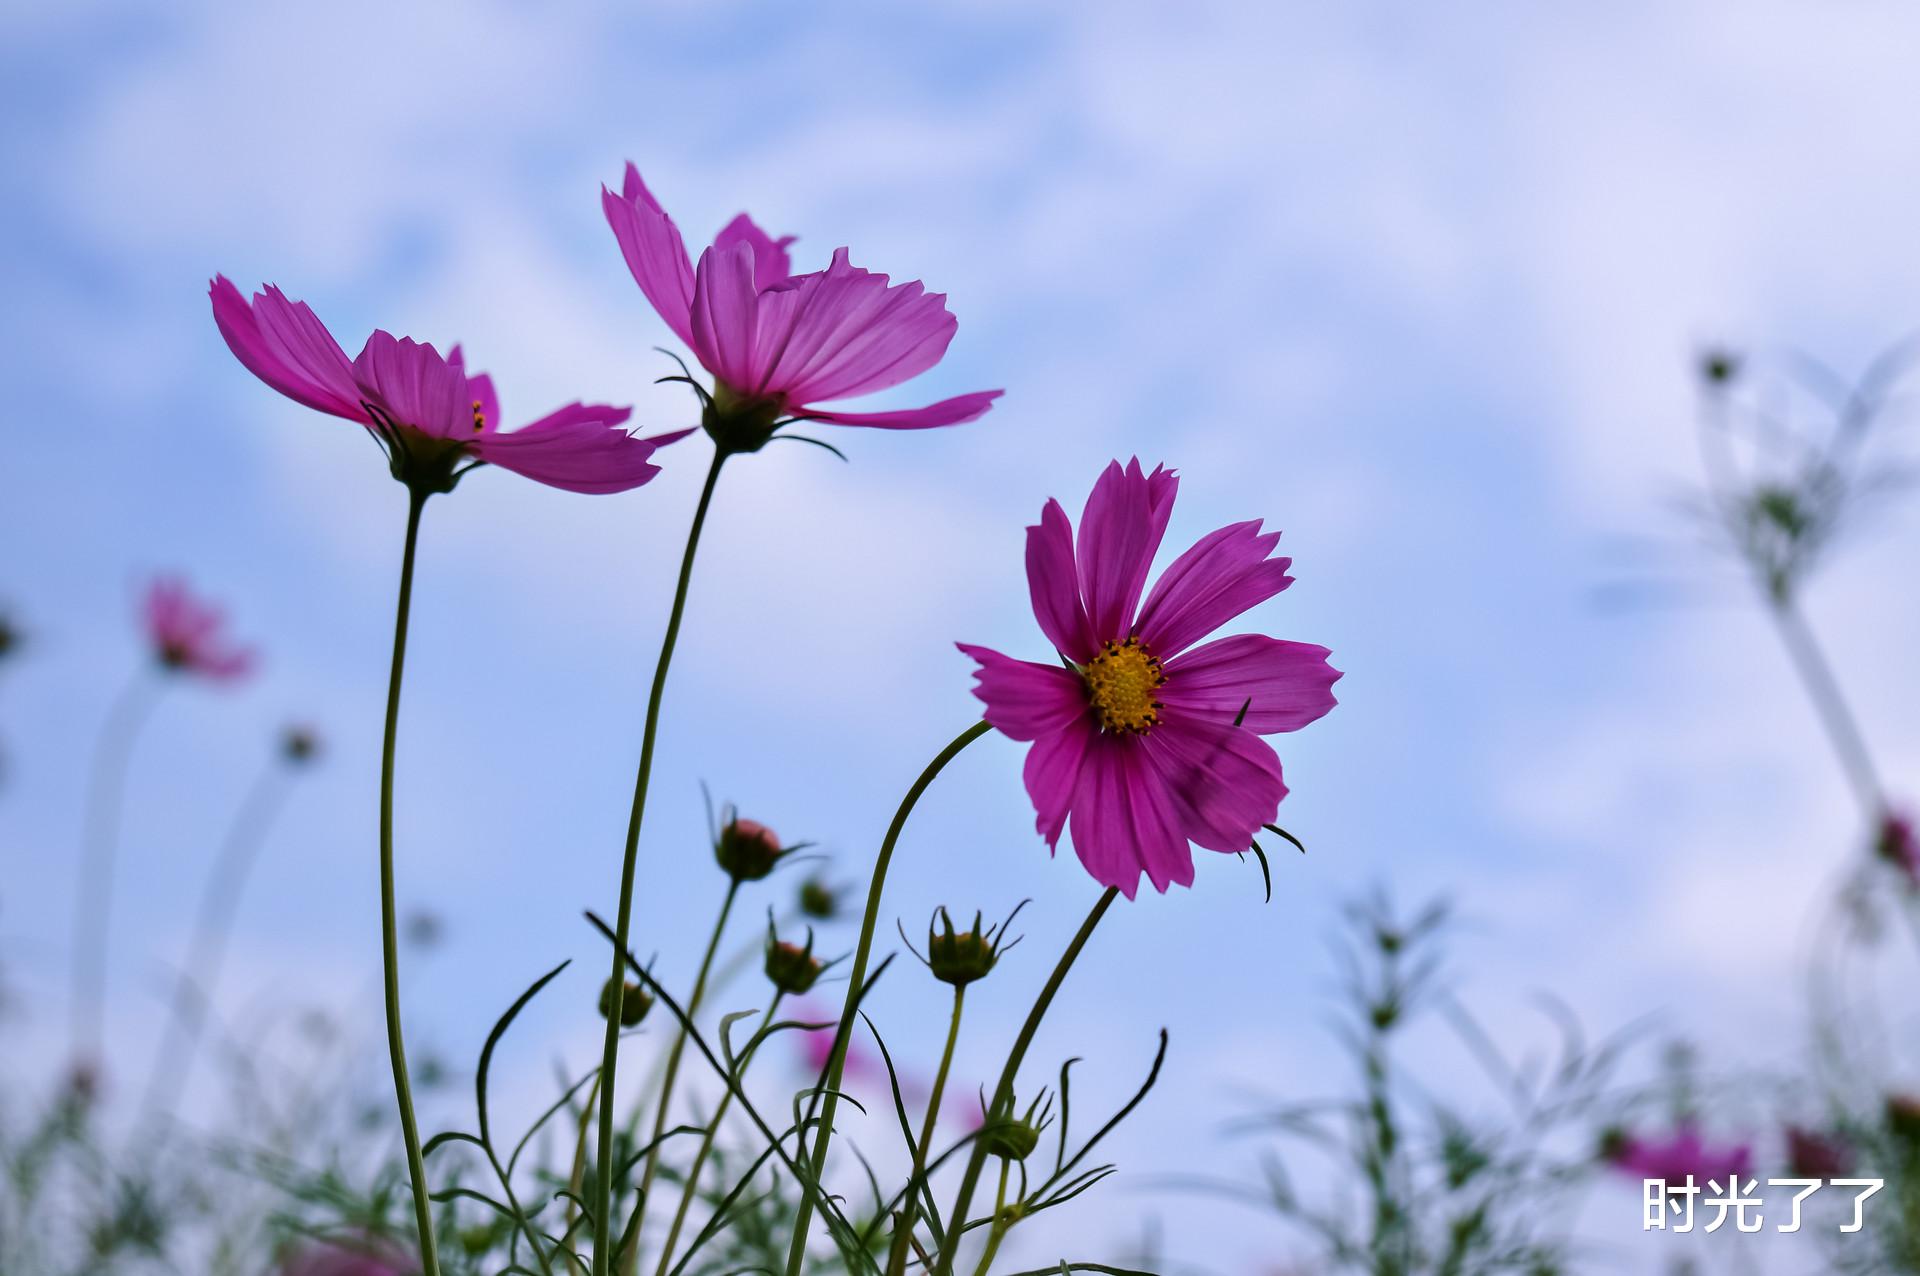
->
[
  {"left": 1083, "top": 637, "right": 1165, "bottom": 734},
  {"left": 471, "top": 399, "right": 487, "bottom": 433}
]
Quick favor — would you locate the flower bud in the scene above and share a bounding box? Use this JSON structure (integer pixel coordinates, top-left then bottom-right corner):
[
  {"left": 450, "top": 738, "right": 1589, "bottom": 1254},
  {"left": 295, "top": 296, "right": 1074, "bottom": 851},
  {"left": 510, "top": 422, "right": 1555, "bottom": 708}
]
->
[
  {"left": 281, "top": 724, "right": 322, "bottom": 764},
  {"left": 600, "top": 976, "right": 652, "bottom": 1027},
  {"left": 715, "top": 816, "right": 783, "bottom": 881},
  {"left": 798, "top": 877, "right": 841, "bottom": 920},
  {"left": 1876, "top": 809, "right": 1918, "bottom": 885},
  {"left": 980, "top": 1090, "right": 1052, "bottom": 1162},
  {"left": 910, "top": 902, "right": 1026, "bottom": 988},
  {"left": 765, "top": 940, "right": 825, "bottom": 994},
  {"left": 1699, "top": 347, "right": 1741, "bottom": 387},
  {"left": 765, "top": 916, "right": 838, "bottom": 995},
  {"left": 1888, "top": 1093, "right": 1920, "bottom": 1144},
  {"left": 1786, "top": 1125, "right": 1851, "bottom": 1179}
]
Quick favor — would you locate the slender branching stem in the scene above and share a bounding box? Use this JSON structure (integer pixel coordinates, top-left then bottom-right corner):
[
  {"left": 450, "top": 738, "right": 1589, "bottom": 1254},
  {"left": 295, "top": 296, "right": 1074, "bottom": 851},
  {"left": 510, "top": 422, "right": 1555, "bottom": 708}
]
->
[
  {"left": 966, "top": 1160, "right": 1012, "bottom": 1276},
  {"left": 1768, "top": 594, "right": 1883, "bottom": 816},
  {"left": 70, "top": 670, "right": 163, "bottom": 1065},
  {"left": 783, "top": 719, "right": 992, "bottom": 1275},
  {"left": 887, "top": 985, "right": 966, "bottom": 1274},
  {"left": 654, "top": 990, "right": 786, "bottom": 1276},
  {"left": 139, "top": 756, "right": 293, "bottom": 1130},
  {"left": 593, "top": 448, "right": 728, "bottom": 1276},
  {"left": 626, "top": 879, "right": 741, "bottom": 1271},
  {"left": 382, "top": 484, "right": 441, "bottom": 1275},
  {"left": 934, "top": 887, "right": 1119, "bottom": 1276}
]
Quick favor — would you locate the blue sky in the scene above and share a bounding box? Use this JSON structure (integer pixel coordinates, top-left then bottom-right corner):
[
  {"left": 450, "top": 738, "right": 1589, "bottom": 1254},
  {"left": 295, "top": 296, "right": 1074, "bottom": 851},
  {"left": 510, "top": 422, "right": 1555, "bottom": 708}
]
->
[{"left": 5, "top": 2, "right": 1920, "bottom": 1270}]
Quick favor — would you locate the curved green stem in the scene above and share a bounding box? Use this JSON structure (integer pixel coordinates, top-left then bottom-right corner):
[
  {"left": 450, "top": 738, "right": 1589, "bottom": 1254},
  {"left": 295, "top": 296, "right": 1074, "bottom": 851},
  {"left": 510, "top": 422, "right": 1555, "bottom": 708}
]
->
[
  {"left": 654, "top": 990, "right": 785, "bottom": 1276},
  {"left": 783, "top": 719, "right": 991, "bottom": 1275},
  {"left": 139, "top": 757, "right": 293, "bottom": 1130},
  {"left": 934, "top": 887, "right": 1118, "bottom": 1276},
  {"left": 593, "top": 448, "right": 728, "bottom": 1276},
  {"left": 70, "top": 670, "right": 162, "bottom": 1065},
  {"left": 625, "top": 879, "right": 740, "bottom": 1271},
  {"left": 887, "top": 985, "right": 966, "bottom": 1275},
  {"left": 382, "top": 485, "right": 441, "bottom": 1275}
]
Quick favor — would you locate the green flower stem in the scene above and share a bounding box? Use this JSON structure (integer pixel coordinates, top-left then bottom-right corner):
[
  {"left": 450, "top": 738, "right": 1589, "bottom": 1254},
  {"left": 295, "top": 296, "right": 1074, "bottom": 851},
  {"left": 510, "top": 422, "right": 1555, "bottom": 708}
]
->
[
  {"left": 966, "top": 1160, "right": 1013, "bottom": 1276},
  {"left": 382, "top": 484, "right": 441, "bottom": 1276},
  {"left": 139, "top": 756, "right": 294, "bottom": 1130},
  {"left": 886, "top": 985, "right": 966, "bottom": 1276},
  {"left": 69, "top": 669, "right": 162, "bottom": 1065},
  {"left": 783, "top": 719, "right": 992, "bottom": 1276},
  {"left": 653, "top": 989, "right": 786, "bottom": 1276},
  {"left": 619, "top": 903, "right": 800, "bottom": 1145},
  {"left": 934, "top": 886, "right": 1119, "bottom": 1276},
  {"left": 1768, "top": 594, "right": 1883, "bottom": 815},
  {"left": 593, "top": 447, "right": 728, "bottom": 1276},
  {"left": 624, "top": 879, "right": 741, "bottom": 1272}
]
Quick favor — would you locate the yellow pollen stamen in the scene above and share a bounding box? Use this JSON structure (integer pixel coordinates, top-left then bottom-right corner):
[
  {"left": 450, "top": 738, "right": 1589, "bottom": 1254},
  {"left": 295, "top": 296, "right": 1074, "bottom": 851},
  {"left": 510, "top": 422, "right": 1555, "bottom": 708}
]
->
[
  {"left": 1082, "top": 636, "right": 1165, "bottom": 734},
  {"left": 471, "top": 398, "right": 486, "bottom": 433}
]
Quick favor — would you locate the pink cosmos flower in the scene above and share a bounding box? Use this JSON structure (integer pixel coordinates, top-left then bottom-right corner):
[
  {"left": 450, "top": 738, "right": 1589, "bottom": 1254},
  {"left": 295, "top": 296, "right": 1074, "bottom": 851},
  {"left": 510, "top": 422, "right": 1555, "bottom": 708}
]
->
[
  {"left": 601, "top": 163, "right": 1001, "bottom": 449},
  {"left": 1606, "top": 1124, "right": 1752, "bottom": 1187},
  {"left": 143, "top": 576, "right": 255, "bottom": 683},
  {"left": 210, "top": 277, "right": 672, "bottom": 495},
  {"left": 959, "top": 460, "right": 1340, "bottom": 898}
]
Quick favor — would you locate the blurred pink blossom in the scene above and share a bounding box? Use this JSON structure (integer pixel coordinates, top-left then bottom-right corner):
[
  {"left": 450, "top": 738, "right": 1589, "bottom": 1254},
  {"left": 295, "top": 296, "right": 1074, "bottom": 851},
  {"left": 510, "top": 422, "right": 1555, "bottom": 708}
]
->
[
  {"left": 143, "top": 575, "right": 255, "bottom": 683},
  {"left": 1607, "top": 1124, "right": 1751, "bottom": 1186}
]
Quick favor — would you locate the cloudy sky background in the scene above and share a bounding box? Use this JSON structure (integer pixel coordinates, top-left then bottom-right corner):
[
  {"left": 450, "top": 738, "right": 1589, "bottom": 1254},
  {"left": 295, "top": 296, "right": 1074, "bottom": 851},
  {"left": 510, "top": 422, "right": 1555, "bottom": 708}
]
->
[{"left": 5, "top": 2, "right": 1920, "bottom": 1270}]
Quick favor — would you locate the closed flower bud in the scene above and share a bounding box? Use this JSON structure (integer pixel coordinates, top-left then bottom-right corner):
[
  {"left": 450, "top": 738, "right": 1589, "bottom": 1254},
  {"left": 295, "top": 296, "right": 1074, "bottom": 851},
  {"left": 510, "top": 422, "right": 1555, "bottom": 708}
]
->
[
  {"left": 1700, "top": 347, "right": 1741, "bottom": 387},
  {"left": 799, "top": 877, "right": 841, "bottom": 920},
  {"left": 981, "top": 1089, "right": 1052, "bottom": 1162},
  {"left": 1888, "top": 1093, "right": 1920, "bottom": 1144},
  {"left": 715, "top": 815, "right": 783, "bottom": 881},
  {"left": 907, "top": 902, "right": 1027, "bottom": 988},
  {"left": 1876, "top": 809, "right": 1918, "bottom": 885},
  {"left": 764, "top": 916, "right": 840, "bottom": 995},
  {"left": 600, "top": 976, "right": 652, "bottom": 1027},
  {"left": 281, "top": 724, "right": 321, "bottom": 764}
]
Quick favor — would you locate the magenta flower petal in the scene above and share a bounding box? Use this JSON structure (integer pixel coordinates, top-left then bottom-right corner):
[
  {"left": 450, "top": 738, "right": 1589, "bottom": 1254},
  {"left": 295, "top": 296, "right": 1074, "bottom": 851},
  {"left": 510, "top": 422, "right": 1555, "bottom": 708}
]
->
[
  {"left": 760, "top": 249, "right": 960, "bottom": 405},
  {"left": 1023, "top": 723, "right": 1090, "bottom": 851},
  {"left": 1135, "top": 519, "right": 1294, "bottom": 658},
  {"left": 957, "top": 643, "right": 1090, "bottom": 741},
  {"left": 690, "top": 241, "right": 764, "bottom": 394},
  {"left": 1025, "top": 499, "right": 1096, "bottom": 663},
  {"left": 1063, "top": 736, "right": 1194, "bottom": 898},
  {"left": 1139, "top": 715, "right": 1287, "bottom": 853},
  {"left": 209, "top": 277, "right": 365, "bottom": 421},
  {"left": 602, "top": 163, "right": 697, "bottom": 348},
  {"left": 713, "top": 212, "right": 798, "bottom": 291},
  {"left": 801, "top": 391, "right": 1003, "bottom": 430},
  {"left": 1608, "top": 1125, "right": 1752, "bottom": 1187},
  {"left": 1076, "top": 460, "right": 1178, "bottom": 642},
  {"left": 471, "top": 404, "right": 662, "bottom": 494},
  {"left": 351, "top": 332, "right": 473, "bottom": 440},
  {"left": 1159, "top": 635, "right": 1340, "bottom": 734}
]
